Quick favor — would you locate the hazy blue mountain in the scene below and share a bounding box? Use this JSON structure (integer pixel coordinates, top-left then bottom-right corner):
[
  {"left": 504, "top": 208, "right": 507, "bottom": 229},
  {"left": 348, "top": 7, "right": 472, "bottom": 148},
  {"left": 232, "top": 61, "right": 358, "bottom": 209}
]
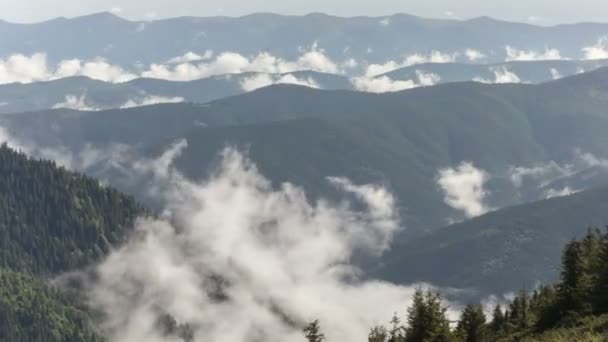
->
[
  {"left": 0, "top": 71, "right": 351, "bottom": 114},
  {"left": 376, "top": 184, "right": 608, "bottom": 295},
  {"left": 4, "top": 68, "right": 608, "bottom": 238},
  {"left": 1, "top": 12, "right": 607, "bottom": 66},
  {"left": 382, "top": 59, "right": 608, "bottom": 84}
]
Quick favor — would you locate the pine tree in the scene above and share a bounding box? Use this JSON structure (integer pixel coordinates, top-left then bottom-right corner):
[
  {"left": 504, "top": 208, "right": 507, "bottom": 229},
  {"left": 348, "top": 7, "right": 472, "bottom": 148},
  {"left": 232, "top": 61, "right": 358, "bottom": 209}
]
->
[
  {"left": 303, "top": 320, "right": 325, "bottom": 342},
  {"left": 593, "top": 228, "right": 608, "bottom": 314},
  {"left": 388, "top": 313, "right": 405, "bottom": 342},
  {"left": 455, "top": 304, "right": 486, "bottom": 342},
  {"left": 489, "top": 305, "right": 504, "bottom": 334},
  {"left": 556, "top": 239, "right": 594, "bottom": 317},
  {"left": 369, "top": 326, "right": 388, "bottom": 342},
  {"left": 405, "top": 290, "right": 453, "bottom": 342}
]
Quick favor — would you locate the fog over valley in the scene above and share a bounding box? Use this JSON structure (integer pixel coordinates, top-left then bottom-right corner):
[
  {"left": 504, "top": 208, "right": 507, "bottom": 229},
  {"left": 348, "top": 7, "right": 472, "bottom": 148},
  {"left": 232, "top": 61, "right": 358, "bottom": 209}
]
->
[{"left": 3, "top": 3, "right": 608, "bottom": 342}]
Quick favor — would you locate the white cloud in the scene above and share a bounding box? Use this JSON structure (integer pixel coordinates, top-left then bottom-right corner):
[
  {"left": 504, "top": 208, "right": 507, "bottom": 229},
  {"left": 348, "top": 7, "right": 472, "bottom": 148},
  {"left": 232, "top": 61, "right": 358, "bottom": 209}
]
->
[
  {"left": 239, "top": 73, "right": 320, "bottom": 92},
  {"left": 0, "top": 53, "right": 49, "bottom": 84},
  {"left": 0, "top": 126, "right": 132, "bottom": 171},
  {"left": 342, "top": 58, "right": 358, "bottom": 69},
  {"left": 474, "top": 67, "right": 521, "bottom": 84},
  {"left": 55, "top": 58, "right": 137, "bottom": 82},
  {"left": 544, "top": 187, "right": 578, "bottom": 199},
  {"left": 144, "top": 45, "right": 339, "bottom": 82},
  {"left": 576, "top": 149, "right": 608, "bottom": 168},
  {"left": 465, "top": 49, "right": 487, "bottom": 62},
  {"left": 120, "top": 95, "right": 185, "bottom": 109},
  {"left": 508, "top": 151, "right": 608, "bottom": 200},
  {"left": 52, "top": 94, "right": 99, "bottom": 111},
  {"left": 69, "top": 146, "right": 461, "bottom": 342},
  {"left": 351, "top": 76, "right": 417, "bottom": 93},
  {"left": 437, "top": 162, "right": 491, "bottom": 218},
  {"left": 352, "top": 70, "right": 440, "bottom": 93},
  {"left": 416, "top": 70, "right": 441, "bottom": 87},
  {"left": 365, "top": 51, "right": 457, "bottom": 77},
  {"left": 0, "top": 46, "right": 339, "bottom": 85},
  {"left": 505, "top": 46, "right": 562, "bottom": 61},
  {"left": 166, "top": 51, "right": 214, "bottom": 64},
  {"left": 508, "top": 161, "right": 574, "bottom": 188},
  {"left": 550, "top": 68, "right": 563, "bottom": 80},
  {"left": 582, "top": 37, "right": 608, "bottom": 60}
]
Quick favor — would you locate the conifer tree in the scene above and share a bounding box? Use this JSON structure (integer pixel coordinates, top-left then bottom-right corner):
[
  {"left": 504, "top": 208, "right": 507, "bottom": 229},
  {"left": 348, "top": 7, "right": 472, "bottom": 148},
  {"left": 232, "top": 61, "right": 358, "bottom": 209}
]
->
[
  {"left": 489, "top": 305, "right": 504, "bottom": 334},
  {"left": 405, "top": 290, "right": 453, "bottom": 342},
  {"left": 303, "top": 320, "right": 325, "bottom": 342},
  {"left": 455, "top": 304, "right": 486, "bottom": 342},
  {"left": 369, "top": 326, "right": 389, "bottom": 342}
]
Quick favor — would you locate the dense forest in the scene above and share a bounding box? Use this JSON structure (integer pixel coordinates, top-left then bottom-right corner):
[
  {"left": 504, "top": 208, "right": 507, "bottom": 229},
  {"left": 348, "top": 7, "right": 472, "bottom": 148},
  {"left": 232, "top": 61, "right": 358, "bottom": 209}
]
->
[
  {"left": 306, "top": 228, "right": 608, "bottom": 342},
  {"left": 0, "top": 144, "right": 145, "bottom": 340}
]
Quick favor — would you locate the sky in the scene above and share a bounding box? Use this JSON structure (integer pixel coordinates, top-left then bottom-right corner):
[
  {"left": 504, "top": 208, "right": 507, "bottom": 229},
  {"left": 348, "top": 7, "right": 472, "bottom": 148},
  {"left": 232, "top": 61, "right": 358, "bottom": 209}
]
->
[{"left": 2, "top": 0, "right": 608, "bottom": 25}]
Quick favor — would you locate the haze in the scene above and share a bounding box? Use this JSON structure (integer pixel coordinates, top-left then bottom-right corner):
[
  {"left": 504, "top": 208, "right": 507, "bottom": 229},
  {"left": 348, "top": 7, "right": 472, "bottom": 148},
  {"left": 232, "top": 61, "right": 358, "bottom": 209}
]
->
[{"left": 2, "top": 0, "right": 608, "bottom": 25}]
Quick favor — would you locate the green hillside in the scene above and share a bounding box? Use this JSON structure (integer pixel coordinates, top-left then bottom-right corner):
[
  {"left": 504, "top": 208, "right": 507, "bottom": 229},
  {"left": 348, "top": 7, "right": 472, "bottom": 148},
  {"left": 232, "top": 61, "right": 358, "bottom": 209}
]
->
[
  {"left": 0, "top": 145, "right": 145, "bottom": 340},
  {"left": 377, "top": 185, "right": 608, "bottom": 294}
]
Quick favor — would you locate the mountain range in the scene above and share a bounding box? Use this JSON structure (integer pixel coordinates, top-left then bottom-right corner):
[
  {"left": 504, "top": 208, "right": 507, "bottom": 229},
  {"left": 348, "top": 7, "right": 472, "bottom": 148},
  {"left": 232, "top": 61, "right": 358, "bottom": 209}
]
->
[{"left": 1, "top": 12, "right": 608, "bottom": 67}]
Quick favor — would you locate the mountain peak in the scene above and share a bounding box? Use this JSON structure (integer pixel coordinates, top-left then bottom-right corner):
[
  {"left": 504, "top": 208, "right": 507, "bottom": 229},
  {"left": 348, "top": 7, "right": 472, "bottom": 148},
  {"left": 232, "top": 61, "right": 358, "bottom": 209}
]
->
[{"left": 71, "top": 11, "right": 126, "bottom": 22}]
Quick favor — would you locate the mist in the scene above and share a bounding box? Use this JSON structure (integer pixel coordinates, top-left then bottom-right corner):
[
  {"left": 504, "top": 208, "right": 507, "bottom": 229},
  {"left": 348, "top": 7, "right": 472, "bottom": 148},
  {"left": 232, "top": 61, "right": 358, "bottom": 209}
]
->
[{"left": 67, "top": 144, "right": 463, "bottom": 342}]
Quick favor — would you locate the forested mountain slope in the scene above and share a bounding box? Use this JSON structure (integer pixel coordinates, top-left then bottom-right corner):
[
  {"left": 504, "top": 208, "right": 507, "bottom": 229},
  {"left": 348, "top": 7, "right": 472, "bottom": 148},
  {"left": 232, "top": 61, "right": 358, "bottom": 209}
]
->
[
  {"left": 378, "top": 184, "right": 608, "bottom": 294},
  {"left": 0, "top": 145, "right": 145, "bottom": 340}
]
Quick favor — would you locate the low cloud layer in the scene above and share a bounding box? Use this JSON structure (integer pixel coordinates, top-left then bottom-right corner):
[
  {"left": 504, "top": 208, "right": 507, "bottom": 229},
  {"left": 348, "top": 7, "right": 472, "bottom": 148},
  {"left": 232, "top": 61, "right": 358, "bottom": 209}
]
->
[
  {"left": 352, "top": 70, "right": 440, "bottom": 93},
  {"left": 53, "top": 94, "right": 99, "bottom": 111},
  {"left": 0, "top": 45, "right": 340, "bottom": 85},
  {"left": 437, "top": 162, "right": 491, "bottom": 218},
  {"left": 364, "top": 51, "right": 457, "bottom": 77},
  {"left": 0, "top": 53, "right": 136, "bottom": 84},
  {"left": 583, "top": 37, "right": 608, "bottom": 60},
  {"left": 474, "top": 67, "right": 521, "bottom": 84},
  {"left": 505, "top": 46, "right": 562, "bottom": 61},
  {"left": 69, "top": 145, "right": 461, "bottom": 342},
  {"left": 143, "top": 44, "right": 340, "bottom": 82},
  {"left": 51, "top": 93, "right": 185, "bottom": 111},
  {"left": 239, "top": 73, "right": 320, "bottom": 91},
  {"left": 120, "top": 95, "right": 185, "bottom": 108},
  {"left": 508, "top": 150, "right": 608, "bottom": 199}
]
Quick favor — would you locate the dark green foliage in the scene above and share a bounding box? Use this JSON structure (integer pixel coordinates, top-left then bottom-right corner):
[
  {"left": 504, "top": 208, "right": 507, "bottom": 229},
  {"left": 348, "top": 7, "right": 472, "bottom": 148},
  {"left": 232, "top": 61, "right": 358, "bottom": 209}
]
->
[
  {"left": 455, "top": 304, "right": 486, "bottom": 342},
  {"left": 405, "top": 290, "right": 453, "bottom": 342},
  {"left": 369, "top": 326, "right": 389, "bottom": 342},
  {"left": 0, "top": 144, "right": 145, "bottom": 275},
  {"left": 0, "top": 145, "right": 145, "bottom": 341},
  {"left": 0, "top": 268, "right": 102, "bottom": 341},
  {"left": 489, "top": 305, "right": 505, "bottom": 335},
  {"left": 486, "top": 229, "right": 608, "bottom": 340}
]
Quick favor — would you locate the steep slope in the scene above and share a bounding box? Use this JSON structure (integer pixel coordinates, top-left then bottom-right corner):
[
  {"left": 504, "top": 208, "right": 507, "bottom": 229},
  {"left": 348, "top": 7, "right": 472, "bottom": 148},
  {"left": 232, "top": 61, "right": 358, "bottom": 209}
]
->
[
  {"left": 377, "top": 184, "right": 608, "bottom": 294},
  {"left": 0, "top": 144, "right": 145, "bottom": 275},
  {"left": 0, "top": 145, "right": 145, "bottom": 340}
]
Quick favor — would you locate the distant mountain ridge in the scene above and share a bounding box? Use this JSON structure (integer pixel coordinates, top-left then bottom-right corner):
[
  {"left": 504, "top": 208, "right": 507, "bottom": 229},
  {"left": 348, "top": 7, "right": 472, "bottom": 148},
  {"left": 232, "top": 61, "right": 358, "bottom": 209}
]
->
[
  {"left": 0, "top": 71, "right": 352, "bottom": 113},
  {"left": 1, "top": 12, "right": 607, "bottom": 66},
  {"left": 5, "top": 68, "right": 608, "bottom": 238}
]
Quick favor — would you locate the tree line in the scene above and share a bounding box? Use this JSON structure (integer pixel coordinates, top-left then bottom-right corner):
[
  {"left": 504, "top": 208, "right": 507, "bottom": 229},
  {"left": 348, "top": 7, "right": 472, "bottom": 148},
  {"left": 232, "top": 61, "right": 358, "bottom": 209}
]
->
[{"left": 304, "top": 228, "right": 608, "bottom": 341}]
